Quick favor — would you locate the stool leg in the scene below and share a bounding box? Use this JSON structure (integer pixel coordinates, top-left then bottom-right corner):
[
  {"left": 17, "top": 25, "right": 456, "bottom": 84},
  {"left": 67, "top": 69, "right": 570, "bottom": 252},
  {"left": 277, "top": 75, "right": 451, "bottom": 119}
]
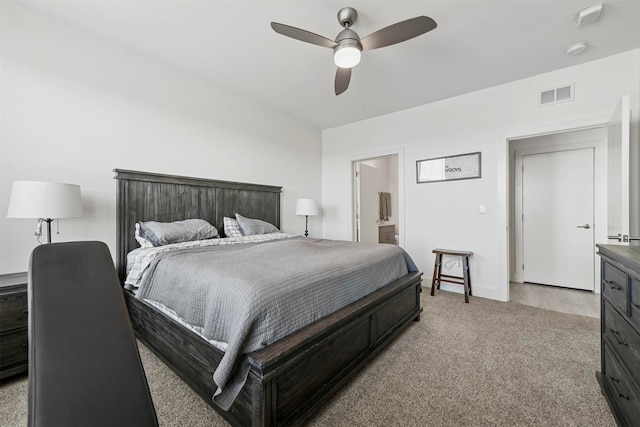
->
[
  {"left": 462, "top": 255, "right": 470, "bottom": 303},
  {"left": 430, "top": 254, "right": 441, "bottom": 296},
  {"left": 467, "top": 256, "right": 472, "bottom": 296},
  {"left": 437, "top": 254, "right": 443, "bottom": 290}
]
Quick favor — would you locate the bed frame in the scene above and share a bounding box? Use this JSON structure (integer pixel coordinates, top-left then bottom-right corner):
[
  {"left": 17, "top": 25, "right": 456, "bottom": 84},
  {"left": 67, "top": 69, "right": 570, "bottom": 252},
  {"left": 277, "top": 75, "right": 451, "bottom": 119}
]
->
[{"left": 114, "top": 169, "right": 423, "bottom": 426}]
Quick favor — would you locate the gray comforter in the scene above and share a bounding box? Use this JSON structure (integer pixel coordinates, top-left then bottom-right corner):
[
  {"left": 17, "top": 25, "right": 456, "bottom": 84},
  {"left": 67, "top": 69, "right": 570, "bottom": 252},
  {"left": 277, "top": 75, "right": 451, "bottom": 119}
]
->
[{"left": 136, "top": 237, "right": 418, "bottom": 409}]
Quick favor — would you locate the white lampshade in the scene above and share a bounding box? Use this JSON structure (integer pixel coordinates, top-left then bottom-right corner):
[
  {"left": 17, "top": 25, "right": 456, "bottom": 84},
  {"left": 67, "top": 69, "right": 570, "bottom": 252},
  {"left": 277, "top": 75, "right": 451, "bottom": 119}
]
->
[
  {"left": 295, "top": 198, "right": 318, "bottom": 216},
  {"left": 7, "top": 181, "right": 83, "bottom": 219},
  {"left": 334, "top": 45, "right": 361, "bottom": 68}
]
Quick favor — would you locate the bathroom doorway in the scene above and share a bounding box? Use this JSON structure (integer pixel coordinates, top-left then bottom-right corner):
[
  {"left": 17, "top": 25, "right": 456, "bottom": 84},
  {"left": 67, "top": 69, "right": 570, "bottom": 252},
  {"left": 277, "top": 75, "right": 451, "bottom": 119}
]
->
[{"left": 353, "top": 155, "right": 399, "bottom": 245}]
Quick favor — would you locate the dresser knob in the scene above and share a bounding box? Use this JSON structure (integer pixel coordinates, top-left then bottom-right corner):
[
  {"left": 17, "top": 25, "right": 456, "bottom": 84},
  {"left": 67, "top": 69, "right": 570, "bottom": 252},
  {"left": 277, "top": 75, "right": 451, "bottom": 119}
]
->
[
  {"left": 604, "top": 280, "right": 621, "bottom": 290},
  {"left": 610, "top": 376, "right": 631, "bottom": 400}
]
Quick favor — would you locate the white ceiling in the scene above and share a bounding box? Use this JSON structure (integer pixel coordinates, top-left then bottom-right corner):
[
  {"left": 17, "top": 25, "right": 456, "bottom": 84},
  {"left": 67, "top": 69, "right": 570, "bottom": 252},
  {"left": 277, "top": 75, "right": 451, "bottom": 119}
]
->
[{"left": 16, "top": 0, "right": 640, "bottom": 129}]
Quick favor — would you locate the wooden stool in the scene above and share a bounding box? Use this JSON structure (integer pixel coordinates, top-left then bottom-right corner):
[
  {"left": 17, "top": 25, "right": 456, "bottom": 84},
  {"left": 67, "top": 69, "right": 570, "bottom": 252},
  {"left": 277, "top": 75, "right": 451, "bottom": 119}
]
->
[{"left": 431, "top": 249, "right": 473, "bottom": 303}]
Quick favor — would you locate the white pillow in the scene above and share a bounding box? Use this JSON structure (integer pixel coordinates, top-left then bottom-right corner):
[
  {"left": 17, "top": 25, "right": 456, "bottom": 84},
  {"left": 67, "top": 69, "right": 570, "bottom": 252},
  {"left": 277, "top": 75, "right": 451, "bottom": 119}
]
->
[{"left": 135, "top": 223, "right": 154, "bottom": 248}]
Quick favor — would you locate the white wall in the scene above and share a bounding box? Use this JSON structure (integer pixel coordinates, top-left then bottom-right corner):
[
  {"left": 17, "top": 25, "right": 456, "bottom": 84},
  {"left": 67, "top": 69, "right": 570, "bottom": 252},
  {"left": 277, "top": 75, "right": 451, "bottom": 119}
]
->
[
  {"left": 322, "top": 49, "right": 640, "bottom": 302},
  {"left": 0, "top": 3, "right": 322, "bottom": 274}
]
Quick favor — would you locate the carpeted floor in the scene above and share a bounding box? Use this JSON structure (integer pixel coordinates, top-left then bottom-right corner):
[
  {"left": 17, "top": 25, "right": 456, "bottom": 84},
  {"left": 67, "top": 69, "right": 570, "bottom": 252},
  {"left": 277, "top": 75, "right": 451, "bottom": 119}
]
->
[{"left": 0, "top": 290, "right": 615, "bottom": 426}]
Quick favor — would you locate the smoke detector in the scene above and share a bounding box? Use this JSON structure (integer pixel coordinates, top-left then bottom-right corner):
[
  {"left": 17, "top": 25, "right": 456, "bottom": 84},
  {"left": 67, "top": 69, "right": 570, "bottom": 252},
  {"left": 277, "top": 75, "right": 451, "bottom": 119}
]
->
[
  {"left": 565, "top": 41, "right": 588, "bottom": 56},
  {"left": 577, "top": 3, "right": 603, "bottom": 26}
]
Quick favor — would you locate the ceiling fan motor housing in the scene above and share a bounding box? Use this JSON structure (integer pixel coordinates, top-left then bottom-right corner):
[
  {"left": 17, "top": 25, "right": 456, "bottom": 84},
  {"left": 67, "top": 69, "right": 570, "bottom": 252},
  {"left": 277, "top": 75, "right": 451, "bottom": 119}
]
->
[{"left": 335, "top": 28, "right": 362, "bottom": 48}]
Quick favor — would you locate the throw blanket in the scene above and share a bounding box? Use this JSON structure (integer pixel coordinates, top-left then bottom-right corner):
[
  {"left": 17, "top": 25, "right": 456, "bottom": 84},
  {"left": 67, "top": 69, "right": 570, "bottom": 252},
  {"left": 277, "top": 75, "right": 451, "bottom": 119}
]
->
[{"left": 135, "top": 237, "right": 417, "bottom": 410}]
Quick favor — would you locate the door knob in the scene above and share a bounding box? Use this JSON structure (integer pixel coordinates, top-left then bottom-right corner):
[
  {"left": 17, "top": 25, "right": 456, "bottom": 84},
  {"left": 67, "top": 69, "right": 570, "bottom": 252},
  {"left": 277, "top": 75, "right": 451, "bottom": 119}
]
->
[{"left": 576, "top": 224, "right": 591, "bottom": 229}]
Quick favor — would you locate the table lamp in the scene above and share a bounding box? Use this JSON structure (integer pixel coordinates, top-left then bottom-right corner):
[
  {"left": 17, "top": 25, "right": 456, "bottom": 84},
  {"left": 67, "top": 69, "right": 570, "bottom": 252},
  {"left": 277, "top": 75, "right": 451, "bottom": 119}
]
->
[
  {"left": 7, "top": 180, "right": 83, "bottom": 243},
  {"left": 295, "top": 198, "right": 318, "bottom": 237}
]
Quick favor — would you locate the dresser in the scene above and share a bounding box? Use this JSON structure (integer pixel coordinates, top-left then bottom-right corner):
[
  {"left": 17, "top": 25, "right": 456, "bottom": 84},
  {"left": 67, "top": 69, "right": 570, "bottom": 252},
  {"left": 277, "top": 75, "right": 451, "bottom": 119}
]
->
[
  {"left": 0, "top": 272, "right": 29, "bottom": 380},
  {"left": 596, "top": 244, "right": 640, "bottom": 425}
]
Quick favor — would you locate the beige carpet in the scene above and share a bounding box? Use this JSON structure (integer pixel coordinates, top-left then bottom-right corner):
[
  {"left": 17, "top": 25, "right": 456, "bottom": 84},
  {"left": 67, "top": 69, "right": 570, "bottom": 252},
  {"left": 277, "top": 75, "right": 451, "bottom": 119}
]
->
[{"left": 0, "top": 290, "right": 615, "bottom": 426}]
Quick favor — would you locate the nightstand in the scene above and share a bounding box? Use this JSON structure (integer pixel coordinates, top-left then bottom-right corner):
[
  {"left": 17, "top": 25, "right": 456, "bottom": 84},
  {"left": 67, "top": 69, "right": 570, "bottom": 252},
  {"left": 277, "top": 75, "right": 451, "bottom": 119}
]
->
[{"left": 0, "top": 272, "right": 28, "bottom": 380}]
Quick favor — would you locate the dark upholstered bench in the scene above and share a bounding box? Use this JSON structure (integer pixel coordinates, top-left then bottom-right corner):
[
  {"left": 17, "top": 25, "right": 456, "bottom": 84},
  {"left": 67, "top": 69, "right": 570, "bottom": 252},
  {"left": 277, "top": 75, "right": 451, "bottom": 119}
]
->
[{"left": 28, "top": 241, "right": 157, "bottom": 426}]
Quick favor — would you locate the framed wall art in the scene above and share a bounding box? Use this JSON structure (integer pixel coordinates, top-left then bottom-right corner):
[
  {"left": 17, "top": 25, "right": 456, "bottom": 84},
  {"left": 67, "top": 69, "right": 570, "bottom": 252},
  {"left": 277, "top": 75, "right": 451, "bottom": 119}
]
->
[{"left": 416, "top": 152, "right": 481, "bottom": 183}]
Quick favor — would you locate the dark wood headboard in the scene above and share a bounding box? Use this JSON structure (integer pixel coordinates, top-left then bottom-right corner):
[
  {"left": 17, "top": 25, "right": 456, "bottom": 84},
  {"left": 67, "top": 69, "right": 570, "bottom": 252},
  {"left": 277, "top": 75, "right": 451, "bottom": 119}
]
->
[{"left": 114, "top": 169, "right": 281, "bottom": 283}]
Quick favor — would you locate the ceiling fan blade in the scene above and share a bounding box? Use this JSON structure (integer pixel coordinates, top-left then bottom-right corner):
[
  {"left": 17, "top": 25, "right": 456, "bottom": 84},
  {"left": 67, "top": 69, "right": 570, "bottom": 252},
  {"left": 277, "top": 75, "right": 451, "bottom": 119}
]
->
[
  {"left": 335, "top": 67, "right": 352, "bottom": 95},
  {"left": 361, "top": 16, "right": 437, "bottom": 51},
  {"left": 271, "top": 22, "right": 337, "bottom": 49}
]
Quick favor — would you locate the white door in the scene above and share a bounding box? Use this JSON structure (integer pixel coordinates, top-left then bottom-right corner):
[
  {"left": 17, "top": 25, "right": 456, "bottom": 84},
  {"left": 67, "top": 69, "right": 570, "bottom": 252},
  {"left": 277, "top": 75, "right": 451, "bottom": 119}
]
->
[
  {"left": 522, "top": 148, "right": 594, "bottom": 290},
  {"left": 357, "top": 163, "right": 379, "bottom": 243},
  {"left": 607, "top": 95, "right": 632, "bottom": 245}
]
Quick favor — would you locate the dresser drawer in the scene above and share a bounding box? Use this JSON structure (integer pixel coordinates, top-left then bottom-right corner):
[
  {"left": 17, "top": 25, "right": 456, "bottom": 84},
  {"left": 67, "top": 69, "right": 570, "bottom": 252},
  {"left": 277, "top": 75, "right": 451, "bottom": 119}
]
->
[
  {"left": 0, "top": 290, "right": 28, "bottom": 331},
  {"left": 602, "top": 261, "right": 628, "bottom": 315},
  {"left": 604, "top": 300, "right": 640, "bottom": 389},
  {"left": 0, "top": 328, "right": 28, "bottom": 369},
  {"left": 631, "top": 277, "right": 640, "bottom": 332},
  {"left": 603, "top": 342, "right": 640, "bottom": 423}
]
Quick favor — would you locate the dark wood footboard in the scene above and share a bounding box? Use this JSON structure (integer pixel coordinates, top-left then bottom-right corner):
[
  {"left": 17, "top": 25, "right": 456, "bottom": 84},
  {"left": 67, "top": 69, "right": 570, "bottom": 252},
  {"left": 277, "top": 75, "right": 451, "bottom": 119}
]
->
[{"left": 125, "top": 272, "right": 422, "bottom": 426}]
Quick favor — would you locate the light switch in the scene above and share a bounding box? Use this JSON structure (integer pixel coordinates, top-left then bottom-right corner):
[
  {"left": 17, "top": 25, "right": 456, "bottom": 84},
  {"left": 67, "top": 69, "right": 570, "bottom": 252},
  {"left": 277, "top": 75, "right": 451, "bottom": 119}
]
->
[{"left": 479, "top": 204, "right": 490, "bottom": 214}]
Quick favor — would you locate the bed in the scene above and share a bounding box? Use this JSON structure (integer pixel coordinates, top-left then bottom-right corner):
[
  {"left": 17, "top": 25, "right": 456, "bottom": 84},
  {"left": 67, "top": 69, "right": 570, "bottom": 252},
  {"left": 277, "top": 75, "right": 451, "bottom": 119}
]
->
[{"left": 115, "top": 169, "right": 423, "bottom": 426}]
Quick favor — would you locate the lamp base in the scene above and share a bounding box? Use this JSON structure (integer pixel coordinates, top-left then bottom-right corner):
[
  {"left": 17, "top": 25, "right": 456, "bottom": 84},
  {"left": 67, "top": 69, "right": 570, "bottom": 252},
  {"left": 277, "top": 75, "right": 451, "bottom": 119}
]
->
[
  {"left": 45, "top": 218, "right": 53, "bottom": 243},
  {"left": 304, "top": 215, "right": 309, "bottom": 237},
  {"left": 36, "top": 218, "right": 54, "bottom": 244}
]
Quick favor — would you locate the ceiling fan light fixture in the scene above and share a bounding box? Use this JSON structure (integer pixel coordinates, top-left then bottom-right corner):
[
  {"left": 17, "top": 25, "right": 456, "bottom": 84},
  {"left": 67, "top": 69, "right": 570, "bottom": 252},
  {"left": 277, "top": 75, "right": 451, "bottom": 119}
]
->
[{"left": 334, "top": 44, "right": 361, "bottom": 68}]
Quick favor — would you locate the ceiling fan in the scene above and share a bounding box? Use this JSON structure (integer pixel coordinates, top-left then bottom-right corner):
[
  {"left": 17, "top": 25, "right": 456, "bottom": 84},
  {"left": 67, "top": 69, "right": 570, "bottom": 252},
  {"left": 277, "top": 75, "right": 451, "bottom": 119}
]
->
[{"left": 271, "top": 7, "right": 437, "bottom": 95}]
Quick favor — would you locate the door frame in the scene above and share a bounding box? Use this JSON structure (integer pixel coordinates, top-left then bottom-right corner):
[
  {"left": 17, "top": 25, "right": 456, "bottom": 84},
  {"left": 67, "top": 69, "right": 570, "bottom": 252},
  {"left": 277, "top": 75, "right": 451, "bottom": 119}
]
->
[
  {"left": 353, "top": 161, "right": 380, "bottom": 243},
  {"left": 510, "top": 129, "right": 607, "bottom": 294},
  {"left": 504, "top": 96, "right": 635, "bottom": 302},
  {"left": 607, "top": 95, "right": 632, "bottom": 245},
  {"left": 350, "top": 147, "right": 405, "bottom": 246}
]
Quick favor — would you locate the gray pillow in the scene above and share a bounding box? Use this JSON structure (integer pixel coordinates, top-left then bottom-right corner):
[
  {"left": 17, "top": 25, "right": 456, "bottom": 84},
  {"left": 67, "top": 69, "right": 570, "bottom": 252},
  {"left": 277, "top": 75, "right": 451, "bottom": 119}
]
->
[
  {"left": 235, "top": 213, "right": 279, "bottom": 236},
  {"left": 138, "top": 219, "right": 219, "bottom": 246}
]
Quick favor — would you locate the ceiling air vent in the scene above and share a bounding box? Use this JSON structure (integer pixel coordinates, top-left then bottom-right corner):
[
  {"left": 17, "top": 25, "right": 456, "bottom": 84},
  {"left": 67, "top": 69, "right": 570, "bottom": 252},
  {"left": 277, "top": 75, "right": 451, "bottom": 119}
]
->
[{"left": 538, "top": 83, "right": 574, "bottom": 106}]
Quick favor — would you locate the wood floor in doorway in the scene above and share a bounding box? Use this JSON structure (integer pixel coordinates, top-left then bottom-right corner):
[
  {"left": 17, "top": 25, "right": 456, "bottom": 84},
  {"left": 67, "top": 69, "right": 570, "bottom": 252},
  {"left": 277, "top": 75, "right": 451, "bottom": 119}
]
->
[{"left": 510, "top": 281, "right": 600, "bottom": 318}]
